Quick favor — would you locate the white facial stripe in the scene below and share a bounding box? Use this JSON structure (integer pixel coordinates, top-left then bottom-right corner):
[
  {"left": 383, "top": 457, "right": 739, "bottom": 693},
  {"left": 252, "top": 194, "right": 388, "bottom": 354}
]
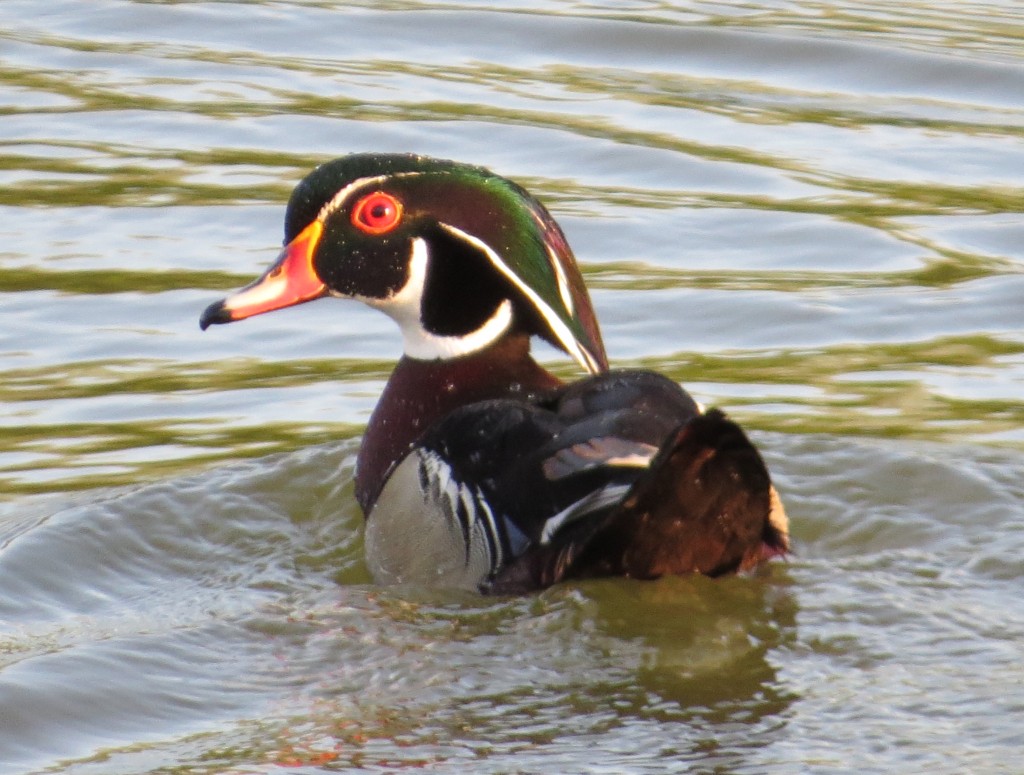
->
[
  {"left": 548, "top": 244, "right": 575, "bottom": 317},
  {"left": 316, "top": 170, "right": 425, "bottom": 223},
  {"left": 361, "top": 238, "right": 514, "bottom": 360},
  {"left": 317, "top": 174, "right": 388, "bottom": 222},
  {"left": 438, "top": 223, "right": 601, "bottom": 375}
]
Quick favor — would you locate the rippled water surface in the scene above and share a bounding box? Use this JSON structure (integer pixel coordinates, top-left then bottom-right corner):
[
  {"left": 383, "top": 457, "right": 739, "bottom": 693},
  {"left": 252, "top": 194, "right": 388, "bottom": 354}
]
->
[{"left": 1, "top": 1, "right": 1023, "bottom": 772}]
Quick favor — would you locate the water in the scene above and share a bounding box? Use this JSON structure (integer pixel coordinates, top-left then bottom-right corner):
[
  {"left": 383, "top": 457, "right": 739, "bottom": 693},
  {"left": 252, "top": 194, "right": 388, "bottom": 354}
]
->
[{"left": 1, "top": 1, "right": 1022, "bottom": 772}]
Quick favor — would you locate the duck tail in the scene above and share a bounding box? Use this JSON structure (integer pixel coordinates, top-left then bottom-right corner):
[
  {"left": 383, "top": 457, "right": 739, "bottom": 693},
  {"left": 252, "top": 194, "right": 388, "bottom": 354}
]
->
[
  {"left": 569, "top": 409, "right": 789, "bottom": 581},
  {"left": 484, "top": 410, "right": 788, "bottom": 594}
]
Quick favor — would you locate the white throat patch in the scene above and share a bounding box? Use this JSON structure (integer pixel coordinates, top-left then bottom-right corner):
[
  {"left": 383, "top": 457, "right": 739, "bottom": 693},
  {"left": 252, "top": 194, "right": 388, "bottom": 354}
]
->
[
  {"left": 360, "top": 237, "right": 514, "bottom": 360},
  {"left": 438, "top": 223, "right": 601, "bottom": 374}
]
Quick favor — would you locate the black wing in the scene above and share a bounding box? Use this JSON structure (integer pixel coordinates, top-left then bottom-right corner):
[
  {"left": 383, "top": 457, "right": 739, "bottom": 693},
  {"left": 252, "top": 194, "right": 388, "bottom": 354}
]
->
[{"left": 417, "top": 370, "right": 704, "bottom": 587}]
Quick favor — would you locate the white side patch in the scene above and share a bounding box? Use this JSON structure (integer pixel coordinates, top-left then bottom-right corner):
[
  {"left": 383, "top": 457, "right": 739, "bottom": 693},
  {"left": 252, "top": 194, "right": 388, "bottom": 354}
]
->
[
  {"left": 768, "top": 485, "right": 789, "bottom": 543},
  {"left": 366, "top": 452, "right": 499, "bottom": 589},
  {"left": 361, "top": 238, "right": 514, "bottom": 360},
  {"left": 438, "top": 223, "right": 601, "bottom": 375},
  {"left": 419, "top": 450, "right": 505, "bottom": 569}
]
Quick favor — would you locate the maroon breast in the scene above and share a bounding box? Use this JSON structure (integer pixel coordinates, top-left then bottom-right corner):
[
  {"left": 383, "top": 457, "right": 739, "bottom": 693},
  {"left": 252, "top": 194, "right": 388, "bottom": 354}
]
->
[{"left": 354, "top": 334, "right": 562, "bottom": 513}]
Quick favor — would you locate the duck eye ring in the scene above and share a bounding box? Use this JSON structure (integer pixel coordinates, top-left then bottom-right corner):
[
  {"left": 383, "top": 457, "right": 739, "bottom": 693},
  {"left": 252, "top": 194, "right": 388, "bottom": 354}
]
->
[{"left": 351, "top": 191, "right": 403, "bottom": 235}]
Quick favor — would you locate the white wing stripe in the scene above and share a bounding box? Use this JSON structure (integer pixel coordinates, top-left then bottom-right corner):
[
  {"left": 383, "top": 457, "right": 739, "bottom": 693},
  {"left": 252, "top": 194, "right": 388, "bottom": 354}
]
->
[{"left": 540, "top": 482, "right": 632, "bottom": 545}]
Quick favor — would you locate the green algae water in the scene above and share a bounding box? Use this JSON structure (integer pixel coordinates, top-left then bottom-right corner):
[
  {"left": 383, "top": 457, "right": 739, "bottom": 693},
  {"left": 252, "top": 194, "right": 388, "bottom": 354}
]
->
[{"left": 1, "top": 2, "right": 1022, "bottom": 772}]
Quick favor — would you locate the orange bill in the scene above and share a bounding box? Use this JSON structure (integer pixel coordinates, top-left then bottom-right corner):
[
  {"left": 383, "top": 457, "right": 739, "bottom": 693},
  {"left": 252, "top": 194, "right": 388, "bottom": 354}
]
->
[{"left": 200, "top": 221, "right": 326, "bottom": 329}]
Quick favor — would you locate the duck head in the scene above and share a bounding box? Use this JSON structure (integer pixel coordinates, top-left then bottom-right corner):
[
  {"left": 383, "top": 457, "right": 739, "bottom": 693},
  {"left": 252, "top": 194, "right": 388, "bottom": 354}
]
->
[{"left": 200, "top": 153, "right": 608, "bottom": 373}]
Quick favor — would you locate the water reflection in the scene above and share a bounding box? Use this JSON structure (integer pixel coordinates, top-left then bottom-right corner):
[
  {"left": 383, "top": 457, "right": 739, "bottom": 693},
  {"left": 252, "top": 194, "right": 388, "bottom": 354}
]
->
[{"left": 211, "top": 572, "right": 800, "bottom": 771}]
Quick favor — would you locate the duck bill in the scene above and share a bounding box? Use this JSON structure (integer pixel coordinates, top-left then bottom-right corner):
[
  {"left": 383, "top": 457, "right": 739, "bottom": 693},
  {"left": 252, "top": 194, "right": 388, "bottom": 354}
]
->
[{"left": 200, "top": 221, "right": 327, "bottom": 329}]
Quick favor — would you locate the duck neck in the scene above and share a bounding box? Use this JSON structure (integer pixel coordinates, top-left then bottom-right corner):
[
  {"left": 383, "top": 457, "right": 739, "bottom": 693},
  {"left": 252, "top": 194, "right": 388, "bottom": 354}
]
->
[{"left": 355, "top": 333, "right": 562, "bottom": 513}]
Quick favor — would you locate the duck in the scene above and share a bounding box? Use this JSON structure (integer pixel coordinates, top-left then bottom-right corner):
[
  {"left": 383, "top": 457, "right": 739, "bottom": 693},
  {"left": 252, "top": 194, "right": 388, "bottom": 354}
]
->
[{"left": 200, "top": 153, "right": 788, "bottom": 594}]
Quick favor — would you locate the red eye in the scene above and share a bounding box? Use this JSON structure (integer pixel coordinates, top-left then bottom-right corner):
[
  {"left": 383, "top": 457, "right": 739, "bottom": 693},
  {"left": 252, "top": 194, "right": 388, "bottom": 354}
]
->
[{"left": 351, "top": 191, "right": 403, "bottom": 235}]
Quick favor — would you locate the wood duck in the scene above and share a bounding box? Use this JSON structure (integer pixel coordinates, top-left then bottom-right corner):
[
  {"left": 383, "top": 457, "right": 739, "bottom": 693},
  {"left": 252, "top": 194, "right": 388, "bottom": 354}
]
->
[{"left": 200, "top": 153, "right": 788, "bottom": 594}]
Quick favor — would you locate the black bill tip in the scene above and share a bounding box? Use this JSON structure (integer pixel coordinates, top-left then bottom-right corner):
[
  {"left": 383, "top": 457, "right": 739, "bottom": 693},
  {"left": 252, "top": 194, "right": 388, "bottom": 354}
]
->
[{"left": 199, "top": 299, "right": 232, "bottom": 330}]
